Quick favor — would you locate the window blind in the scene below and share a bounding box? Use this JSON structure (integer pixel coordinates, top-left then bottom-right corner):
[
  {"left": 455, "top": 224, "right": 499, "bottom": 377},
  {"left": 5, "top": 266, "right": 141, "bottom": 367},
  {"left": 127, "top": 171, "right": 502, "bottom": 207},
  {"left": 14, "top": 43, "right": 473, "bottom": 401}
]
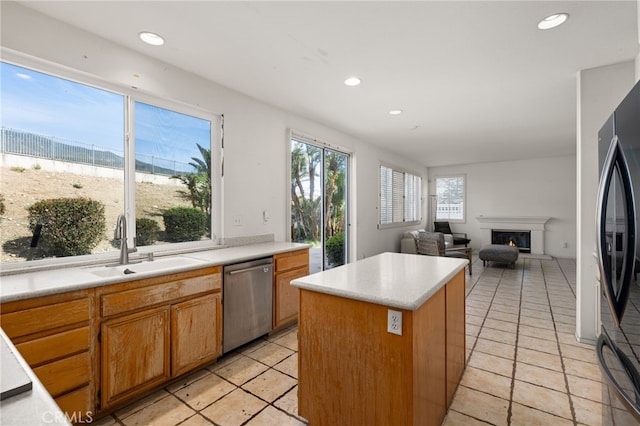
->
[{"left": 379, "top": 165, "right": 422, "bottom": 226}]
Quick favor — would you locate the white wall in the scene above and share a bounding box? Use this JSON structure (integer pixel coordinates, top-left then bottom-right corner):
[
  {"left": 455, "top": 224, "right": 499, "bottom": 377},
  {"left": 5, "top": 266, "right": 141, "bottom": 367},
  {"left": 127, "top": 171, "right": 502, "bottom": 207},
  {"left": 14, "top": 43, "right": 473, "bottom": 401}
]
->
[
  {"left": 576, "top": 61, "right": 636, "bottom": 343},
  {"left": 428, "top": 156, "right": 576, "bottom": 258},
  {"left": 0, "top": 3, "right": 428, "bottom": 260}
]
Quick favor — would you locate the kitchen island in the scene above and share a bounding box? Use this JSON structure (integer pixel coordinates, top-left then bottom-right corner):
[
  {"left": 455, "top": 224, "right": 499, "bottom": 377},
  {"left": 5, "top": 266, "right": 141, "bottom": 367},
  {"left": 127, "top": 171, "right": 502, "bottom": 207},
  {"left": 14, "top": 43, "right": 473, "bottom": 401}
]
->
[{"left": 292, "top": 252, "right": 467, "bottom": 426}]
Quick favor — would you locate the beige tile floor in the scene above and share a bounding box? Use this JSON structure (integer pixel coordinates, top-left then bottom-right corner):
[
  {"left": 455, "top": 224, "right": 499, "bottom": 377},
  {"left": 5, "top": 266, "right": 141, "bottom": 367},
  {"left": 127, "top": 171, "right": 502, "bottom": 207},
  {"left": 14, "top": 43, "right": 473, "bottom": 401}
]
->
[{"left": 93, "top": 257, "right": 633, "bottom": 426}]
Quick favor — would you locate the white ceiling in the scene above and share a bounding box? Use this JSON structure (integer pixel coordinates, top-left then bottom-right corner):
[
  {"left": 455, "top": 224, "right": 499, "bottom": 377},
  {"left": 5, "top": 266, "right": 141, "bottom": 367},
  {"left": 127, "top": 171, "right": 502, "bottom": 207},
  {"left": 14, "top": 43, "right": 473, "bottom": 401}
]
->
[{"left": 18, "top": 1, "right": 640, "bottom": 167}]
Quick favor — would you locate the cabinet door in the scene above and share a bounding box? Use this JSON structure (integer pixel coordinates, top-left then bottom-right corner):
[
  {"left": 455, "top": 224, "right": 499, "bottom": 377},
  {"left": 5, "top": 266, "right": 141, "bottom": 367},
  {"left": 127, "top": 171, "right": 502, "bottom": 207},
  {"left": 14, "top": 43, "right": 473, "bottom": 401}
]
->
[
  {"left": 274, "top": 266, "right": 308, "bottom": 329},
  {"left": 445, "top": 270, "right": 466, "bottom": 407},
  {"left": 171, "top": 293, "right": 222, "bottom": 377},
  {"left": 101, "top": 306, "right": 170, "bottom": 408}
]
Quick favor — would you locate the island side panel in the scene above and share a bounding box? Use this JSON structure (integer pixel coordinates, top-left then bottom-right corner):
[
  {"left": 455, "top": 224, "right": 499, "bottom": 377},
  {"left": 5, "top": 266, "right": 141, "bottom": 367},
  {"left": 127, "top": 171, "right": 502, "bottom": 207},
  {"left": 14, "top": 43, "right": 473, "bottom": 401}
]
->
[
  {"left": 298, "top": 290, "right": 414, "bottom": 425},
  {"left": 445, "top": 270, "right": 466, "bottom": 406},
  {"left": 412, "top": 286, "right": 447, "bottom": 426}
]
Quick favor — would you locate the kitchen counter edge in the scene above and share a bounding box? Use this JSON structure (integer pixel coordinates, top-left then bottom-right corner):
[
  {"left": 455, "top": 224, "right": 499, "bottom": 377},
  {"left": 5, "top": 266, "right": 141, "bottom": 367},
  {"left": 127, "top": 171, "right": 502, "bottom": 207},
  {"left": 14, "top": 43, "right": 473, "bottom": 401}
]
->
[
  {"left": 291, "top": 252, "right": 467, "bottom": 311},
  {"left": 0, "top": 242, "right": 311, "bottom": 304}
]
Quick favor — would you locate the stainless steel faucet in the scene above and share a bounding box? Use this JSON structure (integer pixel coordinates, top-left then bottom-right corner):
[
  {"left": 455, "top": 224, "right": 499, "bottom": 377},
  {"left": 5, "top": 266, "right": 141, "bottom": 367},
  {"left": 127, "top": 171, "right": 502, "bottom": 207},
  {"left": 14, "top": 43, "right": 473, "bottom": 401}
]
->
[{"left": 114, "top": 214, "right": 136, "bottom": 265}]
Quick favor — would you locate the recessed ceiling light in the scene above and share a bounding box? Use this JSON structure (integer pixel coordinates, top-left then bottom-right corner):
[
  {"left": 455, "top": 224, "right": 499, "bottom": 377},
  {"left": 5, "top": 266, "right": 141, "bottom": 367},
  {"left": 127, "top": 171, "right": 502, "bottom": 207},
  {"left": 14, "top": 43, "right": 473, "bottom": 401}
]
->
[
  {"left": 139, "top": 31, "right": 165, "bottom": 46},
  {"left": 389, "top": 110, "right": 402, "bottom": 115},
  {"left": 344, "top": 77, "right": 361, "bottom": 87},
  {"left": 537, "top": 13, "right": 569, "bottom": 30}
]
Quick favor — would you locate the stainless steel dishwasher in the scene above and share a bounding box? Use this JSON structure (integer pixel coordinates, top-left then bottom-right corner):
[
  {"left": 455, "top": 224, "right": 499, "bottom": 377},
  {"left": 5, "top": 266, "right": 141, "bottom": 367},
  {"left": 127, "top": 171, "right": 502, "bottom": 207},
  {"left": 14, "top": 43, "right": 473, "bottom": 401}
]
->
[{"left": 223, "top": 257, "right": 273, "bottom": 353}]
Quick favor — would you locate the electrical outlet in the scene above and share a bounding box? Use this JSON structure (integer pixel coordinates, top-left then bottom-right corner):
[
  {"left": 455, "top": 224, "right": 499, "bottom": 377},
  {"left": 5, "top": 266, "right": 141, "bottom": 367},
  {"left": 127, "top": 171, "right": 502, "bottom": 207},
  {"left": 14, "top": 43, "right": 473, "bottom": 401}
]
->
[
  {"left": 387, "top": 309, "right": 402, "bottom": 335},
  {"left": 233, "top": 215, "right": 242, "bottom": 226}
]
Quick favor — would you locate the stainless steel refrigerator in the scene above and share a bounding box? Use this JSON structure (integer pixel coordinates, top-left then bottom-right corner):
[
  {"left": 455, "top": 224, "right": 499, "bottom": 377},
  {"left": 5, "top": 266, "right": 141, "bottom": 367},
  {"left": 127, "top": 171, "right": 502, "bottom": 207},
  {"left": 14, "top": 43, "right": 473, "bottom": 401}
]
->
[{"left": 596, "top": 79, "right": 640, "bottom": 423}]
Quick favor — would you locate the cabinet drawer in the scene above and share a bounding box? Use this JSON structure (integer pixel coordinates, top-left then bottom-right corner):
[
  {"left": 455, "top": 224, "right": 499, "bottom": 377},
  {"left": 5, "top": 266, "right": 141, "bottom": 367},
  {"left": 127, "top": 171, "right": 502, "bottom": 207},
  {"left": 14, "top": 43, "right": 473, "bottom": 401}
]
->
[
  {"left": 55, "top": 386, "right": 92, "bottom": 421},
  {"left": 33, "top": 351, "right": 91, "bottom": 397},
  {"left": 102, "top": 272, "right": 221, "bottom": 317},
  {"left": 275, "top": 250, "right": 309, "bottom": 272},
  {"left": 1, "top": 298, "right": 90, "bottom": 340},
  {"left": 16, "top": 326, "right": 90, "bottom": 367}
]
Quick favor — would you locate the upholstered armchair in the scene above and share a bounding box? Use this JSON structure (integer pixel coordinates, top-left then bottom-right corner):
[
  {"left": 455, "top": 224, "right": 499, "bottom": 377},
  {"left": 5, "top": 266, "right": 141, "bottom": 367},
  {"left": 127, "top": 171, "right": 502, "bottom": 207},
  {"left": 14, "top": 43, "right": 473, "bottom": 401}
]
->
[
  {"left": 433, "top": 221, "right": 471, "bottom": 247},
  {"left": 416, "top": 231, "right": 472, "bottom": 275}
]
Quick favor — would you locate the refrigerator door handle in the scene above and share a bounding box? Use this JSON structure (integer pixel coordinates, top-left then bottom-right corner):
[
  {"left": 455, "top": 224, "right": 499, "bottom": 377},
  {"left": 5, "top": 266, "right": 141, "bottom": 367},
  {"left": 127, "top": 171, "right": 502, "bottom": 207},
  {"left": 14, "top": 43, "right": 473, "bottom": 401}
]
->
[
  {"left": 596, "top": 135, "right": 637, "bottom": 326},
  {"left": 597, "top": 333, "right": 640, "bottom": 421}
]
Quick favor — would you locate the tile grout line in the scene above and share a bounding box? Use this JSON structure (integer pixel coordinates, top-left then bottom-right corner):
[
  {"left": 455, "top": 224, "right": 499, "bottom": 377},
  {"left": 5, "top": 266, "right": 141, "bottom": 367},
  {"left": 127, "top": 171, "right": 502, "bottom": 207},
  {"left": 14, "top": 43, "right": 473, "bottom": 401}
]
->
[
  {"left": 160, "top": 335, "right": 302, "bottom": 426},
  {"left": 540, "top": 259, "right": 578, "bottom": 426},
  {"left": 446, "top": 263, "right": 505, "bottom": 425},
  {"left": 506, "top": 257, "right": 526, "bottom": 425}
]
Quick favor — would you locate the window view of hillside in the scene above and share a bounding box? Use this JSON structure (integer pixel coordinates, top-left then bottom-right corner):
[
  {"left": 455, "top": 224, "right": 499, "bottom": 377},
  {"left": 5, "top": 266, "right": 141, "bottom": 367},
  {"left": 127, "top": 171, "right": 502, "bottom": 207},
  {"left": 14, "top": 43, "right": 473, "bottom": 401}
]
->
[{"left": 0, "top": 62, "right": 214, "bottom": 264}]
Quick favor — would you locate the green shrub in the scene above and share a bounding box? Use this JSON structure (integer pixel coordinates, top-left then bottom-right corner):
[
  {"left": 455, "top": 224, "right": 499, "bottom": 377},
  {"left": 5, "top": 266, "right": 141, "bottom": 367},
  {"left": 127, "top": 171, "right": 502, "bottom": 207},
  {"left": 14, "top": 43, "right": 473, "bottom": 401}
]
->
[
  {"left": 326, "top": 232, "right": 345, "bottom": 266},
  {"left": 136, "top": 218, "right": 160, "bottom": 246},
  {"left": 28, "top": 197, "right": 105, "bottom": 256},
  {"left": 162, "top": 207, "right": 207, "bottom": 242}
]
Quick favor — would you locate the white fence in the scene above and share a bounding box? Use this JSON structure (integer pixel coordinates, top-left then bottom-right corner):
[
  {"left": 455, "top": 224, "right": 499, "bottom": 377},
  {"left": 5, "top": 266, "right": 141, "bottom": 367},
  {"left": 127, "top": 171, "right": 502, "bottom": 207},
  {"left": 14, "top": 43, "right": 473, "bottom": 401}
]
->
[
  {"left": 436, "top": 203, "right": 464, "bottom": 220},
  {"left": 0, "top": 127, "right": 192, "bottom": 176}
]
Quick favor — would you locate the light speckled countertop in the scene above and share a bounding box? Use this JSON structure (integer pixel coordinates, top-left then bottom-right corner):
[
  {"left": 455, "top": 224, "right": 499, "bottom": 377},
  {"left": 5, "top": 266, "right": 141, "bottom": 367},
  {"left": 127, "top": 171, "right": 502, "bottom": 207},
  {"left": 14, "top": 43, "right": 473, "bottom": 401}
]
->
[
  {"left": 0, "top": 241, "right": 309, "bottom": 425},
  {"left": 0, "top": 242, "right": 310, "bottom": 304},
  {"left": 0, "top": 329, "right": 71, "bottom": 426},
  {"left": 291, "top": 252, "right": 467, "bottom": 310}
]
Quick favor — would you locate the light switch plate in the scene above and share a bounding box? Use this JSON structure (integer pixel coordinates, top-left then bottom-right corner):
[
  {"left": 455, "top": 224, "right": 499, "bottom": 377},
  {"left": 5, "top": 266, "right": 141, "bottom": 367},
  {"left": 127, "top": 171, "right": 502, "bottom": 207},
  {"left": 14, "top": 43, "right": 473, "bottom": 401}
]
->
[{"left": 387, "top": 309, "right": 402, "bottom": 335}]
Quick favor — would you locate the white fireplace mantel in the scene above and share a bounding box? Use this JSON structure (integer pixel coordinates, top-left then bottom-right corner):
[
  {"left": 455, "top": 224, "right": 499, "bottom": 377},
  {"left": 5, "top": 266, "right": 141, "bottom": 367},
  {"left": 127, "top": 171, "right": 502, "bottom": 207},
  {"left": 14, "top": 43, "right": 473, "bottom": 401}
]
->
[{"left": 476, "top": 216, "right": 552, "bottom": 256}]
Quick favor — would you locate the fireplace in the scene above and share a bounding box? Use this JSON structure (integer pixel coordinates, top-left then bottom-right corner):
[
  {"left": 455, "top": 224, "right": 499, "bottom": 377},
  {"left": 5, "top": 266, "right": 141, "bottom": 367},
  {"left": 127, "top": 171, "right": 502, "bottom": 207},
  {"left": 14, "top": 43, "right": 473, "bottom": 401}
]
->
[
  {"left": 491, "top": 229, "right": 531, "bottom": 253},
  {"left": 476, "top": 216, "right": 551, "bottom": 257}
]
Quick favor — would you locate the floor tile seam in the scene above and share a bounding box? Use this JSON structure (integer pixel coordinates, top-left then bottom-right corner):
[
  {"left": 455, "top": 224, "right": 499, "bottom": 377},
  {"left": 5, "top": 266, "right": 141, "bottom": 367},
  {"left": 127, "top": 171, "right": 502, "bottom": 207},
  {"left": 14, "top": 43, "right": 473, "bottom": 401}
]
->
[
  {"left": 167, "top": 372, "right": 238, "bottom": 414},
  {"left": 514, "top": 344, "right": 559, "bottom": 357},
  {"left": 107, "top": 413, "right": 126, "bottom": 426},
  {"left": 174, "top": 413, "right": 214, "bottom": 426},
  {"left": 244, "top": 349, "right": 296, "bottom": 367},
  {"left": 555, "top": 259, "right": 578, "bottom": 298},
  {"left": 540, "top": 259, "right": 578, "bottom": 426},
  {"left": 512, "top": 372, "right": 572, "bottom": 394},
  {"left": 266, "top": 333, "right": 298, "bottom": 350},
  {"left": 113, "top": 390, "right": 175, "bottom": 422},
  {"left": 196, "top": 386, "right": 274, "bottom": 426},
  {"left": 234, "top": 383, "right": 299, "bottom": 425},
  {"left": 465, "top": 266, "right": 506, "bottom": 361},
  {"left": 471, "top": 346, "right": 516, "bottom": 362},
  {"left": 459, "top": 376, "right": 513, "bottom": 401},
  {"left": 239, "top": 381, "right": 298, "bottom": 411},
  {"left": 509, "top": 399, "right": 574, "bottom": 423},
  {"left": 447, "top": 407, "right": 497, "bottom": 425},
  {"left": 270, "top": 391, "right": 308, "bottom": 423},
  {"left": 506, "top": 257, "right": 527, "bottom": 425},
  {"left": 481, "top": 324, "right": 518, "bottom": 334}
]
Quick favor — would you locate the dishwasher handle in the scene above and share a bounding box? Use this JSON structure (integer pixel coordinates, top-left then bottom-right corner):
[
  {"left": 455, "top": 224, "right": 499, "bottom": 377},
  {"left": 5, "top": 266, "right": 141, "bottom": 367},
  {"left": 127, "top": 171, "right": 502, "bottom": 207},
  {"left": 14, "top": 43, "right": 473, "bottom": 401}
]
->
[{"left": 227, "top": 264, "right": 273, "bottom": 275}]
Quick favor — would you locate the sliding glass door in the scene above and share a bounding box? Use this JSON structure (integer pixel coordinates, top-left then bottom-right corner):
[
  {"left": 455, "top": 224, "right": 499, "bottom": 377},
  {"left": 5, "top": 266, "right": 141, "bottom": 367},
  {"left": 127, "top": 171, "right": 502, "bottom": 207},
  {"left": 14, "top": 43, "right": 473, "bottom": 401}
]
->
[{"left": 291, "top": 137, "right": 348, "bottom": 272}]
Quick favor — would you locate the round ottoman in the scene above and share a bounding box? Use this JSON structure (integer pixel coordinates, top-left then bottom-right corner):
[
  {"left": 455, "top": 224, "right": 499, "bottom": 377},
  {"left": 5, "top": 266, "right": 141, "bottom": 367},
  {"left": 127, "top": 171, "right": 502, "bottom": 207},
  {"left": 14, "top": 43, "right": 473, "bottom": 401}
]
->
[{"left": 479, "top": 244, "right": 519, "bottom": 267}]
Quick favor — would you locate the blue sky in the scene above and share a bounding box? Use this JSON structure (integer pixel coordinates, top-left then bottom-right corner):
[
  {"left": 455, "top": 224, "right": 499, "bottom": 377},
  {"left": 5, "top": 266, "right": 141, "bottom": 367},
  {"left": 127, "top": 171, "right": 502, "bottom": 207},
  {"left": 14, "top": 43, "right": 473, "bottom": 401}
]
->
[{"left": 1, "top": 62, "right": 210, "bottom": 168}]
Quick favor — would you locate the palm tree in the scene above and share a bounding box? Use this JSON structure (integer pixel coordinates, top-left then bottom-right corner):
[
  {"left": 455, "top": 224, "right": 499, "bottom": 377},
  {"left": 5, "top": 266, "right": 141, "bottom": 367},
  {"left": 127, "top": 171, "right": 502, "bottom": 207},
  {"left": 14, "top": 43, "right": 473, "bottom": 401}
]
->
[{"left": 172, "top": 143, "right": 211, "bottom": 215}]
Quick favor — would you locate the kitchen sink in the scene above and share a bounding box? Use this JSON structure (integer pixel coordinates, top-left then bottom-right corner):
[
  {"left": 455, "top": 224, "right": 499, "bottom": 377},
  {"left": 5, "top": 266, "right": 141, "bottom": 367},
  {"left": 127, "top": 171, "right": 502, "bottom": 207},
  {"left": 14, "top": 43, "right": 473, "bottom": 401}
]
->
[{"left": 84, "top": 256, "right": 205, "bottom": 278}]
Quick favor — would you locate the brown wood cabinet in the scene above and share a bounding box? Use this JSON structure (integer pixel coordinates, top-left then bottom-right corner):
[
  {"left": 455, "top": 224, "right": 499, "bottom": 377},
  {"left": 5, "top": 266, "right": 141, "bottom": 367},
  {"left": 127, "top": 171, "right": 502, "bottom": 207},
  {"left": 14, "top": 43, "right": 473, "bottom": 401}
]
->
[
  {"left": 298, "top": 269, "right": 466, "bottom": 426},
  {"left": 445, "top": 270, "right": 466, "bottom": 406},
  {"left": 171, "top": 293, "right": 222, "bottom": 376},
  {"left": 96, "top": 266, "right": 222, "bottom": 411},
  {"left": 100, "top": 306, "right": 171, "bottom": 408},
  {"left": 273, "top": 249, "right": 309, "bottom": 329},
  {"left": 0, "top": 290, "right": 94, "bottom": 421}
]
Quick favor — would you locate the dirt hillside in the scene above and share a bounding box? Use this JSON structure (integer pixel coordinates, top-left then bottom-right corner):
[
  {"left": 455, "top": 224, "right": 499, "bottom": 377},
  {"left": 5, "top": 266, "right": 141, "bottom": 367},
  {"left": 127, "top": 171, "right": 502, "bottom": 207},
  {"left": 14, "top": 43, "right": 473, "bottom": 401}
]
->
[{"left": 0, "top": 166, "right": 187, "bottom": 263}]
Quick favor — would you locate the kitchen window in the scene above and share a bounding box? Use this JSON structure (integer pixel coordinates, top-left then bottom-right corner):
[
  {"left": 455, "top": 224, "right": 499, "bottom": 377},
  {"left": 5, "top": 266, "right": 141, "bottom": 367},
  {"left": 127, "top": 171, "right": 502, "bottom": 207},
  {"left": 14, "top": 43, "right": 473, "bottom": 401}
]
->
[
  {"left": 379, "top": 164, "right": 422, "bottom": 227},
  {"left": 0, "top": 60, "right": 221, "bottom": 269},
  {"left": 434, "top": 175, "right": 466, "bottom": 222}
]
